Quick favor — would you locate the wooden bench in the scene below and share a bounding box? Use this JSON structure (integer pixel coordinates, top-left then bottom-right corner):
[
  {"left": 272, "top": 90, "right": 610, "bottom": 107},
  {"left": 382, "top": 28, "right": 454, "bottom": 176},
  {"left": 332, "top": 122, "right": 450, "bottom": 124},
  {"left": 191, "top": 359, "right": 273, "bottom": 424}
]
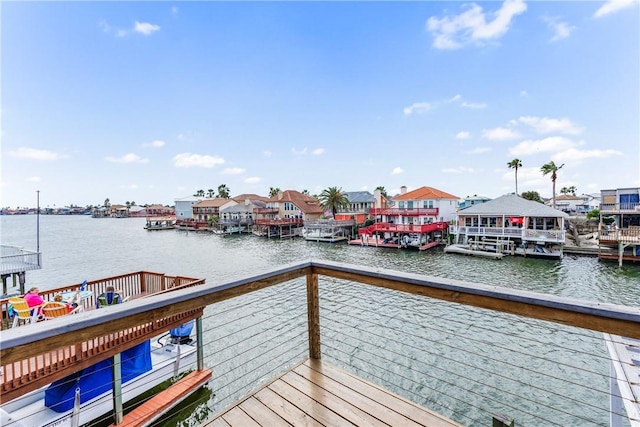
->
[{"left": 112, "top": 369, "right": 212, "bottom": 427}]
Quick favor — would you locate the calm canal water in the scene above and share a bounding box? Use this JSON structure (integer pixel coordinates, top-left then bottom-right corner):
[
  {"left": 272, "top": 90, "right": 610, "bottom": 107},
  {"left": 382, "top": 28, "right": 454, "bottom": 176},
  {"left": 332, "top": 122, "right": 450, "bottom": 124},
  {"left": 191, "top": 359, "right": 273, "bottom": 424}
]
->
[{"left": 2, "top": 215, "right": 639, "bottom": 426}]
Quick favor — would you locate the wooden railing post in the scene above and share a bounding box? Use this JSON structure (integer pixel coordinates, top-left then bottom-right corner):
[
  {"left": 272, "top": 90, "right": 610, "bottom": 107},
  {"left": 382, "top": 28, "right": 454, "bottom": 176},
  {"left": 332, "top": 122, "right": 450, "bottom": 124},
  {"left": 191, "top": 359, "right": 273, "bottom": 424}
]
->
[{"left": 306, "top": 272, "right": 321, "bottom": 360}]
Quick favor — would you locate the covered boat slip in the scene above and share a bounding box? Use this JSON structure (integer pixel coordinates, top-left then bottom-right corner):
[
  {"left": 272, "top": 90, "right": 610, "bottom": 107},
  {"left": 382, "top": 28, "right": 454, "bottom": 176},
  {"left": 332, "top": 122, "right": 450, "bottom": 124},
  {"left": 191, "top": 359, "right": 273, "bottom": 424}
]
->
[
  {"left": 205, "top": 358, "right": 460, "bottom": 427},
  {"left": 2, "top": 261, "right": 640, "bottom": 426}
]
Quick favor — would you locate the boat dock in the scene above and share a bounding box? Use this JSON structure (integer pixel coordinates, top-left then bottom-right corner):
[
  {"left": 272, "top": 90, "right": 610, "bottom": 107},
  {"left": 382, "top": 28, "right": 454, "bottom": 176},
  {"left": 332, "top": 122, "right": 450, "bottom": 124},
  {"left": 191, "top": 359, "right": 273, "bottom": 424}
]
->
[{"left": 205, "top": 358, "right": 460, "bottom": 427}]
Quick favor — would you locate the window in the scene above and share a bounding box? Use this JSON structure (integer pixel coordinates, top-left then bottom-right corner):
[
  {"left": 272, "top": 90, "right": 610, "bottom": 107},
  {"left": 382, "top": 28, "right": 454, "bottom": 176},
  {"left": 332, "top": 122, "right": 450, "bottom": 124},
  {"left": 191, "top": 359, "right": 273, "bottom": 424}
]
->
[
  {"left": 423, "top": 200, "right": 434, "bottom": 208},
  {"left": 398, "top": 201, "right": 405, "bottom": 209}
]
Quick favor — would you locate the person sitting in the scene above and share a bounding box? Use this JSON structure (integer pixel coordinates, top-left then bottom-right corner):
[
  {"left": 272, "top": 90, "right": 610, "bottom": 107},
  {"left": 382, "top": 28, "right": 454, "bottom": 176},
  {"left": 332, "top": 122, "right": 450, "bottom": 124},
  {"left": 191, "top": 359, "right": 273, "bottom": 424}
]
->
[
  {"left": 54, "top": 293, "right": 77, "bottom": 313},
  {"left": 96, "top": 286, "right": 123, "bottom": 308},
  {"left": 24, "top": 286, "right": 45, "bottom": 317}
]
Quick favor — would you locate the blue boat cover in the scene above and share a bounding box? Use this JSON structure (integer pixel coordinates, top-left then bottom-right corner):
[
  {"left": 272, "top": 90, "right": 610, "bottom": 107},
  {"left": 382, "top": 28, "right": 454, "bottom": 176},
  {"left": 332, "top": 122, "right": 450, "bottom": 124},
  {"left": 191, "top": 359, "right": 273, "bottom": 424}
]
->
[
  {"left": 44, "top": 340, "right": 152, "bottom": 412},
  {"left": 170, "top": 320, "right": 194, "bottom": 337}
]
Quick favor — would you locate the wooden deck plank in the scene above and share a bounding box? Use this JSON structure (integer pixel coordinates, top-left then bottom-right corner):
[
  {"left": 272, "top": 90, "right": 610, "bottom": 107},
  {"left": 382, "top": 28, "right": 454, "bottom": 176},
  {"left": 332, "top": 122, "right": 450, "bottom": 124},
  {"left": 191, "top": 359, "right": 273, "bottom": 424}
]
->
[
  {"left": 254, "top": 387, "right": 323, "bottom": 427},
  {"left": 204, "top": 360, "right": 460, "bottom": 427},
  {"left": 268, "top": 377, "right": 355, "bottom": 426},
  {"left": 114, "top": 369, "right": 211, "bottom": 427},
  {"left": 292, "top": 365, "right": 423, "bottom": 427},
  {"left": 281, "top": 369, "right": 389, "bottom": 426},
  {"left": 302, "top": 359, "right": 461, "bottom": 427},
  {"left": 222, "top": 406, "right": 262, "bottom": 427},
  {"left": 238, "top": 396, "right": 291, "bottom": 426}
]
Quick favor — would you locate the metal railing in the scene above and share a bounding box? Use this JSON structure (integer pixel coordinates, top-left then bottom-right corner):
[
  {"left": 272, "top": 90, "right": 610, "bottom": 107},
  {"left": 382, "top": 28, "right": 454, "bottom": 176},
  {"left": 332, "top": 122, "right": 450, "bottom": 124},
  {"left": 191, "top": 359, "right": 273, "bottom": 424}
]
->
[
  {"left": 453, "top": 226, "right": 566, "bottom": 242},
  {"left": 1, "top": 260, "right": 638, "bottom": 426},
  {"left": 600, "top": 202, "right": 640, "bottom": 213},
  {"left": 0, "top": 245, "right": 42, "bottom": 276},
  {"left": 370, "top": 207, "right": 439, "bottom": 216}
]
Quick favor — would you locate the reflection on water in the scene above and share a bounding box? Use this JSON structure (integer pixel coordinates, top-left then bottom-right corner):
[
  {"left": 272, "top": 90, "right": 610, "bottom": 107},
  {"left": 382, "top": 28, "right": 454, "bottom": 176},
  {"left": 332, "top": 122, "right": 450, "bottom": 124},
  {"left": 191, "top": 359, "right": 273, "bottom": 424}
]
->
[{"left": 2, "top": 215, "right": 639, "bottom": 425}]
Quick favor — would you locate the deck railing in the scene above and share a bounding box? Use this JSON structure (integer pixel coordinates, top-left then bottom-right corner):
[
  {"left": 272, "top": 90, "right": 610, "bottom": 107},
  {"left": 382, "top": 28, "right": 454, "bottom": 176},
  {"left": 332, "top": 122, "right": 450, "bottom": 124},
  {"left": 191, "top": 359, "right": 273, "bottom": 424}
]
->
[
  {"left": 370, "top": 207, "right": 439, "bottom": 217},
  {"left": 0, "top": 271, "right": 204, "bottom": 330},
  {"left": 0, "top": 245, "right": 42, "bottom": 276},
  {"left": 600, "top": 202, "right": 640, "bottom": 213},
  {"left": 1, "top": 261, "right": 638, "bottom": 426},
  {"left": 454, "top": 226, "right": 566, "bottom": 242}
]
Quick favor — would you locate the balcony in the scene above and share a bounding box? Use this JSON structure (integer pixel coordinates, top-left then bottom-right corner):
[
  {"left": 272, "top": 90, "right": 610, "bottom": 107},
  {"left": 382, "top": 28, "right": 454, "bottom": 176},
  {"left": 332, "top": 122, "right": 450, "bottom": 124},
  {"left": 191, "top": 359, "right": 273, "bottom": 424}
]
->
[
  {"left": 1, "top": 261, "right": 637, "bottom": 426},
  {"left": 253, "top": 207, "right": 279, "bottom": 215},
  {"left": 370, "top": 207, "right": 439, "bottom": 217},
  {"left": 600, "top": 202, "right": 640, "bottom": 214},
  {"left": 0, "top": 245, "right": 41, "bottom": 276}
]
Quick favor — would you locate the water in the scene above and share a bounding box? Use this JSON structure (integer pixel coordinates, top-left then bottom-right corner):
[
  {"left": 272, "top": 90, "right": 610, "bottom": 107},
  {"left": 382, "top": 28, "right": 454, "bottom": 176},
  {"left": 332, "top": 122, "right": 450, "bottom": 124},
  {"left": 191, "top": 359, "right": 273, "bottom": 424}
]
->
[{"left": 2, "top": 215, "right": 639, "bottom": 426}]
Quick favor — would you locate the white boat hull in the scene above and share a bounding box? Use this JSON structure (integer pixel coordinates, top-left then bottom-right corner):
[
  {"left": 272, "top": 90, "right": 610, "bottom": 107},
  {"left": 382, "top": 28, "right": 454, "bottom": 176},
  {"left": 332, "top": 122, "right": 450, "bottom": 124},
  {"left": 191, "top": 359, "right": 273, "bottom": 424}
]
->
[{"left": 0, "top": 338, "right": 198, "bottom": 427}]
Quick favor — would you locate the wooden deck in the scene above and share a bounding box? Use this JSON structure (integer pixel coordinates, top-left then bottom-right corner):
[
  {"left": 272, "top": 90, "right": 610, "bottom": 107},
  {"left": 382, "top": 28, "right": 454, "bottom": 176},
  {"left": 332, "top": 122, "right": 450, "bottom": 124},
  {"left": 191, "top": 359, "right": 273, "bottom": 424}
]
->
[{"left": 204, "top": 358, "right": 461, "bottom": 427}]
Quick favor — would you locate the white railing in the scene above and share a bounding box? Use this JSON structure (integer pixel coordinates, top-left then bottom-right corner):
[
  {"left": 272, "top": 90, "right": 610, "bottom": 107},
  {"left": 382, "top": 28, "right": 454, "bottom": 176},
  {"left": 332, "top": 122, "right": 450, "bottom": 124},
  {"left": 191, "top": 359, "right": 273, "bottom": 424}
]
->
[{"left": 0, "top": 245, "right": 41, "bottom": 275}]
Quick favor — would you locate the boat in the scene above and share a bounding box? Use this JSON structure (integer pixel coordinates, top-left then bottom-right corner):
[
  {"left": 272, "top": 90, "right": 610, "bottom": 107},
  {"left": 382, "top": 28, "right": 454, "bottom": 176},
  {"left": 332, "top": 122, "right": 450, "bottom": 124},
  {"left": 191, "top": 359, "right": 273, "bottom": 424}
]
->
[
  {"left": 302, "top": 228, "right": 348, "bottom": 243},
  {"left": 0, "top": 324, "right": 199, "bottom": 427},
  {"left": 144, "top": 216, "right": 176, "bottom": 231}
]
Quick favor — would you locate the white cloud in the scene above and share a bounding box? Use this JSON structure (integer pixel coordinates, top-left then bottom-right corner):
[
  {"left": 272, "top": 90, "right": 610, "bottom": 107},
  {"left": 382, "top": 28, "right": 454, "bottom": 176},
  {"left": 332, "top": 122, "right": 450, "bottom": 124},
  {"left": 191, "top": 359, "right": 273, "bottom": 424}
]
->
[
  {"left": 312, "top": 148, "right": 325, "bottom": 155},
  {"left": 134, "top": 21, "right": 160, "bottom": 36},
  {"left": 171, "top": 6, "right": 179, "bottom": 15},
  {"left": 520, "top": 90, "right": 528, "bottom": 97},
  {"left": 173, "top": 153, "right": 225, "bottom": 168},
  {"left": 105, "top": 153, "right": 150, "bottom": 164},
  {"left": 426, "top": 0, "right": 527, "bottom": 50},
  {"left": 262, "top": 150, "right": 272, "bottom": 158},
  {"left": 542, "top": 17, "right": 576, "bottom": 42},
  {"left": 403, "top": 102, "right": 431, "bottom": 115},
  {"left": 292, "top": 147, "right": 308, "bottom": 155},
  {"left": 8, "top": 147, "right": 68, "bottom": 160},
  {"left": 27, "top": 176, "right": 41, "bottom": 182},
  {"left": 461, "top": 101, "right": 488, "bottom": 109},
  {"left": 143, "top": 139, "right": 165, "bottom": 148},
  {"left": 391, "top": 167, "right": 404, "bottom": 175},
  {"left": 221, "top": 167, "right": 245, "bottom": 175},
  {"left": 466, "top": 147, "right": 491, "bottom": 154},
  {"left": 244, "top": 177, "right": 261, "bottom": 184},
  {"left": 509, "top": 136, "right": 578, "bottom": 156},
  {"left": 456, "top": 131, "right": 471, "bottom": 139},
  {"left": 482, "top": 127, "right": 521, "bottom": 140},
  {"left": 448, "top": 94, "right": 462, "bottom": 103},
  {"left": 594, "top": 0, "right": 636, "bottom": 18},
  {"left": 121, "top": 184, "right": 138, "bottom": 190},
  {"left": 518, "top": 116, "right": 583, "bottom": 134},
  {"left": 553, "top": 147, "right": 623, "bottom": 162},
  {"left": 442, "top": 166, "right": 475, "bottom": 174}
]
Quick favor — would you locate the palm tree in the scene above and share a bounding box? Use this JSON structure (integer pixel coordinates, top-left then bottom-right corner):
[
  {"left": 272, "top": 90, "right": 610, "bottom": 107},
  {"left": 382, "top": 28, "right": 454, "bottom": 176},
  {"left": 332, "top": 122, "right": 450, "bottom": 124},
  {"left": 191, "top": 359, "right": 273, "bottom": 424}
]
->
[
  {"left": 194, "top": 189, "right": 205, "bottom": 197},
  {"left": 207, "top": 189, "right": 215, "bottom": 198},
  {"left": 301, "top": 189, "right": 309, "bottom": 195},
  {"left": 218, "top": 184, "right": 230, "bottom": 199},
  {"left": 104, "top": 198, "right": 110, "bottom": 208},
  {"left": 269, "top": 187, "right": 281, "bottom": 198},
  {"left": 541, "top": 161, "right": 565, "bottom": 209},
  {"left": 318, "top": 186, "right": 350, "bottom": 218},
  {"left": 560, "top": 186, "right": 577, "bottom": 196},
  {"left": 507, "top": 159, "right": 523, "bottom": 195}
]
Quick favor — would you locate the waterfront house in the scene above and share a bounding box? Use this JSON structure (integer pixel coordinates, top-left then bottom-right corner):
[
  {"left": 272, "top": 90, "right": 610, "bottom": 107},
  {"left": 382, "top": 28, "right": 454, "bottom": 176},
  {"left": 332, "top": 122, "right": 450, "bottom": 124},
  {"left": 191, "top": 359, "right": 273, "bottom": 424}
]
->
[
  {"left": 554, "top": 194, "right": 585, "bottom": 214},
  {"left": 450, "top": 193, "right": 568, "bottom": 258},
  {"left": 253, "top": 190, "right": 323, "bottom": 238},
  {"left": 458, "top": 195, "right": 492, "bottom": 210},
  {"left": 215, "top": 195, "right": 270, "bottom": 234},
  {"left": 374, "top": 186, "right": 459, "bottom": 225},
  {"left": 354, "top": 186, "right": 457, "bottom": 250},
  {"left": 192, "top": 199, "right": 228, "bottom": 223},
  {"left": 174, "top": 196, "right": 201, "bottom": 221},
  {"left": 145, "top": 204, "right": 174, "bottom": 217},
  {"left": 598, "top": 187, "right": 640, "bottom": 265},
  {"left": 334, "top": 191, "right": 375, "bottom": 224}
]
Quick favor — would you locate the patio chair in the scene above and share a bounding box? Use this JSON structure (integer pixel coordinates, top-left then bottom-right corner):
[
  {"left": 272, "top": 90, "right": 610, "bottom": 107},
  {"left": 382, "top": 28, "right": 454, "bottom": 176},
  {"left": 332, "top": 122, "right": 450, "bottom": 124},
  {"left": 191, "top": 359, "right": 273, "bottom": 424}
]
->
[
  {"left": 42, "top": 302, "right": 80, "bottom": 320},
  {"left": 9, "top": 297, "right": 41, "bottom": 328}
]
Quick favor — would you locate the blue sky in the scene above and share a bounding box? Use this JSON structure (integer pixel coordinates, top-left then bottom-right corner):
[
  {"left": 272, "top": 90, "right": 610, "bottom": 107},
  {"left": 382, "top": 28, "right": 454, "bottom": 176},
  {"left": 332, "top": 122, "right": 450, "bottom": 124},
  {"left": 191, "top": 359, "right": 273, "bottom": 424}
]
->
[{"left": 2, "top": 0, "right": 638, "bottom": 209}]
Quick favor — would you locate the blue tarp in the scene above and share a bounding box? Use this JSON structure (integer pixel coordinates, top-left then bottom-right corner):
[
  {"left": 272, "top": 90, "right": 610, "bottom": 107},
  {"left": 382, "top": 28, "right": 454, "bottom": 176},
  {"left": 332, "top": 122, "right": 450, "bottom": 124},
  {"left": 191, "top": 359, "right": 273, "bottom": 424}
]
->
[{"left": 44, "top": 341, "right": 152, "bottom": 413}]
